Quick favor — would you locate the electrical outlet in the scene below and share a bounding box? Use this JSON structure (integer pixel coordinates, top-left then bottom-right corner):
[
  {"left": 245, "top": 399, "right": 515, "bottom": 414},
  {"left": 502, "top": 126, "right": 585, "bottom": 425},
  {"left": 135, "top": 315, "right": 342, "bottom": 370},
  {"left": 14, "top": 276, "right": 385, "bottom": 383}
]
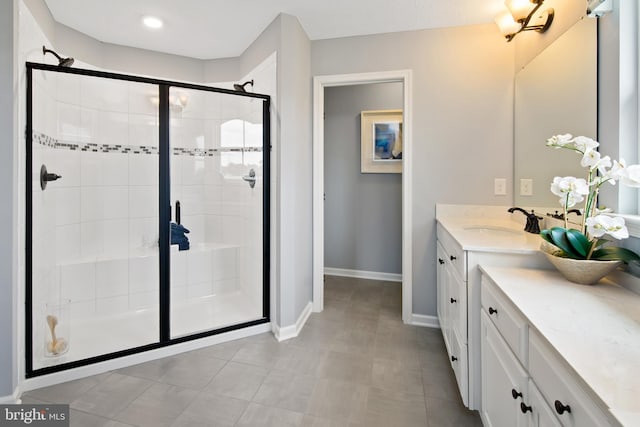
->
[
  {"left": 494, "top": 178, "right": 507, "bottom": 195},
  {"left": 520, "top": 178, "right": 533, "bottom": 196}
]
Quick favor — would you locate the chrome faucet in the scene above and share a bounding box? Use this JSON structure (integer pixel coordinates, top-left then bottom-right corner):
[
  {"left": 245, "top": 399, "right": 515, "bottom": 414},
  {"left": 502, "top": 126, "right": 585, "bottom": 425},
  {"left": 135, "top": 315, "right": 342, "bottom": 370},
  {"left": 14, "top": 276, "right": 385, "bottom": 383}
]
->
[{"left": 508, "top": 207, "right": 542, "bottom": 234}]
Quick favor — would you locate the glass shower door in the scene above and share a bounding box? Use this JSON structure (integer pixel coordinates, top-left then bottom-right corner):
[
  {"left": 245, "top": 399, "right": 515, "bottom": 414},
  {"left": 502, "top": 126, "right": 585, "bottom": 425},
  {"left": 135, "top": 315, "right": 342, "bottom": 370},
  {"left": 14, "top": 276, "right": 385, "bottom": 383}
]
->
[
  {"left": 168, "top": 87, "right": 267, "bottom": 338},
  {"left": 28, "top": 68, "right": 160, "bottom": 372}
]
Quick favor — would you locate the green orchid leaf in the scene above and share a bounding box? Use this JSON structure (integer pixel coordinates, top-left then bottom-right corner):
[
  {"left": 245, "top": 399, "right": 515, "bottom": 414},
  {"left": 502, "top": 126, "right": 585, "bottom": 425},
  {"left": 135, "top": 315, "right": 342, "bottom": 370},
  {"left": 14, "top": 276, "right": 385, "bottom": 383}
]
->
[
  {"left": 591, "top": 247, "right": 640, "bottom": 263},
  {"left": 549, "top": 227, "right": 582, "bottom": 259},
  {"left": 540, "top": 229, "right": 554, "bottom": 245},
  {"left": 565, "top": 229, "right": 591, "bottom": 257}
]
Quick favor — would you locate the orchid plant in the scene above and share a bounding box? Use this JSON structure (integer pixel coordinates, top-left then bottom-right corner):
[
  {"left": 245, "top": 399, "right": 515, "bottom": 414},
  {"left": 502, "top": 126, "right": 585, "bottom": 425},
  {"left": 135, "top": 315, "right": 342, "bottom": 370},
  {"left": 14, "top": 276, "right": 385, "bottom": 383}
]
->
[{"left": 540, "top": 134, "right": 640, "bottom": 262}]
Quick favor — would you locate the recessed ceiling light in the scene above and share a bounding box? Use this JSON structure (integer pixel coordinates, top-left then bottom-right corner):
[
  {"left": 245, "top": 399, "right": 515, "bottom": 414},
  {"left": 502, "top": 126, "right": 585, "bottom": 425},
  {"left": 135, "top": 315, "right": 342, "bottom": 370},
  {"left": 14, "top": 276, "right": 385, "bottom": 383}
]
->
[{"left": 142, "top": 16, "right": 163, "bottom": 29}]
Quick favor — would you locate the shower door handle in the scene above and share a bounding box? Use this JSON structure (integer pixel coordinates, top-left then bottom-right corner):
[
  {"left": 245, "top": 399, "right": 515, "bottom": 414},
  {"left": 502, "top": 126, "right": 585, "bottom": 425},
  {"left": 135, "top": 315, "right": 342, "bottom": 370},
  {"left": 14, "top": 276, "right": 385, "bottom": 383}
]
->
[{"left": 242, "top": 169, "right": 256, "bottom": 189}]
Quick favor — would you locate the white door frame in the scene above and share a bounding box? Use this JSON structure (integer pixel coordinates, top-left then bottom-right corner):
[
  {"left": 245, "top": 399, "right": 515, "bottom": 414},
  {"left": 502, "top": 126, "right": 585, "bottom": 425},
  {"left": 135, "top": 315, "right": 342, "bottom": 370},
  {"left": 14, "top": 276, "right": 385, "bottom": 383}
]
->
[{"left": 312, "top": 70, "right": 413, "bottom": 324}]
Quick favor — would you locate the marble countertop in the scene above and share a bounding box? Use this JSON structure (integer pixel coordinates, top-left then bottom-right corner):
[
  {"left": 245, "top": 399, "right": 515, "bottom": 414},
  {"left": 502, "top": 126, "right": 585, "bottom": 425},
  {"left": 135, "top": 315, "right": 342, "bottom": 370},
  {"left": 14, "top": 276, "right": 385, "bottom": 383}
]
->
[
  {"left": 479, "top": 266, "right": 640, "bottom": 427},
  {"left": 436, "top": 212, "right": 543, "bottom": 254}
]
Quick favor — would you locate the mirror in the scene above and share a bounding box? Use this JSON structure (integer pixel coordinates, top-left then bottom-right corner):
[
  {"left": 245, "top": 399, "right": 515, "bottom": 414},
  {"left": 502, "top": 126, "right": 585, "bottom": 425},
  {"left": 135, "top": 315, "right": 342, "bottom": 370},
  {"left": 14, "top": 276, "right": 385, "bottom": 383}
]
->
[{"left": 514, "top": 17, "right": 597, "bottom": 207}]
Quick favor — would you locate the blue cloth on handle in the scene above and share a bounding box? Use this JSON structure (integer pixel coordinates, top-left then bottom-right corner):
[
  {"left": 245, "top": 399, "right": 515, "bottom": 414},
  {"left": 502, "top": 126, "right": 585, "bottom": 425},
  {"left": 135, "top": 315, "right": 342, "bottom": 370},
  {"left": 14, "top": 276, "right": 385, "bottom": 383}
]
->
[{"left": 171, "top": 222, "right": 190, "bottom": 251}]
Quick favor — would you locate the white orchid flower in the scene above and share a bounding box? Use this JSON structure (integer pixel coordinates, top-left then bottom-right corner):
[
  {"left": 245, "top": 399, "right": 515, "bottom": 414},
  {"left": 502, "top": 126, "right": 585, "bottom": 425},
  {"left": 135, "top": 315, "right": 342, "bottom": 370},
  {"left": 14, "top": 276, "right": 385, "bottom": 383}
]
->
[
  {"left": 620, "top": 164, "right": 640, "bottom": 188},
  {"left": 550, "top": 176, "right": 589, "bottom": 207},
  {"left": 610, "top": 159, "right": 627, "bottom": 180},
  {"left": 546, "top": 134, "right": 573, "bottom": 148},
  {"left": 586, "top": 215, "right": 629, "bottom": 240},
  {"left": 573, "top": 136, "right": 599, "bottom": 153},
  {"left": 580, "top": 150, "right": 611, "bottom": 173}
]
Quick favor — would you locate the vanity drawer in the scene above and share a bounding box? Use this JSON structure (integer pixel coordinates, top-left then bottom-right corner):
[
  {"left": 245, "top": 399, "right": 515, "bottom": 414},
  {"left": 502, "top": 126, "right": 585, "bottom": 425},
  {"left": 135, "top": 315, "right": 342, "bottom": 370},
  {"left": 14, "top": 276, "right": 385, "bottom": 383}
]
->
[
  {"left": 529, "top": 331, "right": 611, "bottom": 427},
  {"left": 437, "top": 224, "right": 466, "bottom": 281},
  {"left": 450, "top": 328, "right": 469, "bottom": 407},
  {"left": 481, "top": 274, "right": 528, "bottom": 365}
]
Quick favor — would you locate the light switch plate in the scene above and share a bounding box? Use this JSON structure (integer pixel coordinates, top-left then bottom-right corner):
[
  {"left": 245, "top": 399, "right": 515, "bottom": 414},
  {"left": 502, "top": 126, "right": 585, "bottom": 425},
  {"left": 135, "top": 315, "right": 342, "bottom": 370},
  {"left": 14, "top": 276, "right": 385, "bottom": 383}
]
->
[
  {"left": 520, "top": 178, "right": 533, "bottom": 196},
  {"left": 494, "top": 178, "right": 507, "bottom": 195}
]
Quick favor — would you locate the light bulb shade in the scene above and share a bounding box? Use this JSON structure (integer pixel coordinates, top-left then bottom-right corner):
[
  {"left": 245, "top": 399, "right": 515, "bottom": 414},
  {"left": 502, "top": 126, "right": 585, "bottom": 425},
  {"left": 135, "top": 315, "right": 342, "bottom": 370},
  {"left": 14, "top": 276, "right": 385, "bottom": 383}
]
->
[
  {"left": 495, "top": 9, "right": 521, "bottom": 38},
  {"left": 505, "top": 0, "right": 536, "bottom": 22}
]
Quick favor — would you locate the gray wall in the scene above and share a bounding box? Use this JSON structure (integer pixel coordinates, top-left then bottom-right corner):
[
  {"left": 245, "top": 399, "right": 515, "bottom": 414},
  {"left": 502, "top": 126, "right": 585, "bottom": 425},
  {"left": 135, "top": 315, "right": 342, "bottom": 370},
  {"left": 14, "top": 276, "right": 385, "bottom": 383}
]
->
[
  {"left": 0, "top": 0, "right": 18, "bottom": 399},
  {"left": 324, "top": 83, "right": 402, "bottom": 274},
  {"left": 313, "top": 24, "right": 514, "bottom": 316}
]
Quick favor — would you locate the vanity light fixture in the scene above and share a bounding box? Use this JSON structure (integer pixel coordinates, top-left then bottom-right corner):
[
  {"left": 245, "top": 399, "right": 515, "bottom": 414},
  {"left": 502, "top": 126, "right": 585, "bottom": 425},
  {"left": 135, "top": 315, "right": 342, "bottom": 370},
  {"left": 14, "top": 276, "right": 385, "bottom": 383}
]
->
[
  {"left": 142, "top": 15, "right": 163, "bottom": 29},
  {"left": 495, "top": 0, "right": 554, "bottom": 42}
]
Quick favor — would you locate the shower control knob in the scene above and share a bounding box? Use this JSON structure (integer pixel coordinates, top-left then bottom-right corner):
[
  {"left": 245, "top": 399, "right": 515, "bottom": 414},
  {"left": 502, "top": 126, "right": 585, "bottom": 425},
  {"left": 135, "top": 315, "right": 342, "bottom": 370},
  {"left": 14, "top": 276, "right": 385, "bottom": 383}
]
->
[
  {"left": 40, "top": 164, "right": 62, "bottom": 190},
  {"left": 242, "top": 168, "right": 257, "bottom": 189}
]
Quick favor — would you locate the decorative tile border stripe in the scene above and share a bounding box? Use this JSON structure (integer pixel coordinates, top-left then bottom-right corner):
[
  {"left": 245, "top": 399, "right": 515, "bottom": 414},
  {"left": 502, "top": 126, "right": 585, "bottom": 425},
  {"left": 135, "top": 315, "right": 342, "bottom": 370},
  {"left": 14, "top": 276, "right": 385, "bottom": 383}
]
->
[{"left": 32, "top": 131, "right": 262, "bottom": 156}]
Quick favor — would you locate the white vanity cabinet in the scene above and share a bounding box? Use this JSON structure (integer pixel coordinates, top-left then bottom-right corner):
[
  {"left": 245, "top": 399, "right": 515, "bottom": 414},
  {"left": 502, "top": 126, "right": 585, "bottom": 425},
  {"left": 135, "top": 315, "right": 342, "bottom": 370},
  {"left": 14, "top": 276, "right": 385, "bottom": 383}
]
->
[
  {"left": 436, "top": 220, "right": 545, "bottom": 410},
  {"left": 436, "top": 236, "right": 468, "bottom": 405},
  {"left": 479, "top": 270, "right": 614, "bottom": 427}
]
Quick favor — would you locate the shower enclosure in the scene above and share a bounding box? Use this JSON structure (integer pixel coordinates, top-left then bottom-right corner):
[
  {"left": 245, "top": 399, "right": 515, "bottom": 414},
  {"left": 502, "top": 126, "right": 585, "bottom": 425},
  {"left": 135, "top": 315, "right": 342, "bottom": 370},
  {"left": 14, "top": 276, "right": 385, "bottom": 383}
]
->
[{"left": 26, "top": 62, "right": 270, "bottom": 376}]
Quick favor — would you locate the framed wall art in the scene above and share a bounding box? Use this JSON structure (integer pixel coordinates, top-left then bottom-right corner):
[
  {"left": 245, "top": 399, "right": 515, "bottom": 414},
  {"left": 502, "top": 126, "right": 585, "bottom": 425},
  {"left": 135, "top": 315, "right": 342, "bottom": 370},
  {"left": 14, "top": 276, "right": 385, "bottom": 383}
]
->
[{"left": 360, "top": 109, "right": 403, "bottom": 173}]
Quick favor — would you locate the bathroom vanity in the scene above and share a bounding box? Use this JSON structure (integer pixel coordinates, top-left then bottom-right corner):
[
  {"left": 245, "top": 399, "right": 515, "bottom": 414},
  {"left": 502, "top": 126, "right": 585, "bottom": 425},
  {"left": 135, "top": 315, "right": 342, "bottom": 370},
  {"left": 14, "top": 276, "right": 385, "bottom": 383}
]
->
[
  {"left": 436, "top": 204, "right": 549, "bottom": 409},
  {"left": 436, "top": 204, "right": 640, "bottom": 426},
  {"left": 479, "top": 266, "right": 640, "bottom": 427}
]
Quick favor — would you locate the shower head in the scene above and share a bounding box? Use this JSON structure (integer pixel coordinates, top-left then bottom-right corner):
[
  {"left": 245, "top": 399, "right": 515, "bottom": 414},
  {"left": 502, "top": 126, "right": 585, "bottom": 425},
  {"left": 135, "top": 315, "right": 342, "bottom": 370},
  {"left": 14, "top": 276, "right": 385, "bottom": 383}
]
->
[
  {"left": 233, "top": 80, "right": 253, "bottom": 92},
  {"left": 42, "top": 46, "right": 74, "bottom": 67}
]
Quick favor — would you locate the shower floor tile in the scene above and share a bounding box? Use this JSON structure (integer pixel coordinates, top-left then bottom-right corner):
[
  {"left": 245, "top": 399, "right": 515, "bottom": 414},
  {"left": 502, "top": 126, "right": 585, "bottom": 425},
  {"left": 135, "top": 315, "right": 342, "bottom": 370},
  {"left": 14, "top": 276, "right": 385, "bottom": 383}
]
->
[{"left": 22, "top": 276, "right": 482, "bottom": 427}]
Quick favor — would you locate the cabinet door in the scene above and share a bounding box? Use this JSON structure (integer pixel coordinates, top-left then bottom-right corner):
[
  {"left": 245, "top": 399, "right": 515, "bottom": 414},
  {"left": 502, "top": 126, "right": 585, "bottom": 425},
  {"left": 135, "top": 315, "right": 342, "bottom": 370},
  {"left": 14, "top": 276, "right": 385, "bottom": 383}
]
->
[
  {"left": 436, "top": 242, "right": 451, "bottom": 352},
  {"left": 528, "top": 379, "right": 562, "bottom": 427},
  {"left": 481, "top": 312, "right": 528, "bottom": 427},
  {"left": 449, "top": 265, "right": 467, "bottom": 340}
]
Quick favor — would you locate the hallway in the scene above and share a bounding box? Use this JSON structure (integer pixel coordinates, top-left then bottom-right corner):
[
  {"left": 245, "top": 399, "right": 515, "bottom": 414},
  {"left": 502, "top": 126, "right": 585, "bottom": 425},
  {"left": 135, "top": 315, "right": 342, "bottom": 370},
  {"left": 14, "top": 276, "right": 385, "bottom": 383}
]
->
[{"left": 22, "top": 276, "right": 481, "bottom": 426}]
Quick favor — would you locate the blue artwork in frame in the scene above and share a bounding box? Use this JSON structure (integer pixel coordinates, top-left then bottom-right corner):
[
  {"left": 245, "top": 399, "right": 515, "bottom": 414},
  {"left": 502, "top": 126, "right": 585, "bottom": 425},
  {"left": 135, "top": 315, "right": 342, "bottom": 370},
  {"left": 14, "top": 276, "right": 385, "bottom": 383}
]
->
[{"left": 361, "top": 109, "right": 402, "bottom": 173}]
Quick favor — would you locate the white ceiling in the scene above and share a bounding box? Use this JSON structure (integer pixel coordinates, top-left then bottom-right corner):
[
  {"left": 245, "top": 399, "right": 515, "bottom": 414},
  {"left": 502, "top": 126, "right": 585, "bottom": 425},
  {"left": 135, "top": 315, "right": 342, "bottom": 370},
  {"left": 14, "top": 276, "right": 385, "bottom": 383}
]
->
[{"left": 44, "top": 0, "right": 505, "bottom": 60}]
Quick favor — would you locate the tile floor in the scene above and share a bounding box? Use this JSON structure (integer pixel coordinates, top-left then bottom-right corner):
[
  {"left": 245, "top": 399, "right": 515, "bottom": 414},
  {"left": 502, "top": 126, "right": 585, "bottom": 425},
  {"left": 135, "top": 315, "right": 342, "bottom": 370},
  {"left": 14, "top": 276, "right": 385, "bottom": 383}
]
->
[{"left": 22, "top": 276, "right": 483, "bottom": 426}]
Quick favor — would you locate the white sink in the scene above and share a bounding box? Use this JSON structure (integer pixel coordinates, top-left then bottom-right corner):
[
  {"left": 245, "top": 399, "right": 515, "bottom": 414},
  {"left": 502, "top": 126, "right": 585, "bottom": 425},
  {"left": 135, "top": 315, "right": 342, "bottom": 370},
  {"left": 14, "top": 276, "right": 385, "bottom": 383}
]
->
[{"left": 463, "top": 225, "right": 522, "bottom": 235}]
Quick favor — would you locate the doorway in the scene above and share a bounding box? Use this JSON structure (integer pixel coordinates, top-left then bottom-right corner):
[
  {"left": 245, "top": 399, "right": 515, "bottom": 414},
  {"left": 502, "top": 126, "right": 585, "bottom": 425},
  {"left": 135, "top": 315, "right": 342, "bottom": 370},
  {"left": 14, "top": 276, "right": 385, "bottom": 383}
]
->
[{"left": 312, "top": 70, "right": 413, "bottom": 323}]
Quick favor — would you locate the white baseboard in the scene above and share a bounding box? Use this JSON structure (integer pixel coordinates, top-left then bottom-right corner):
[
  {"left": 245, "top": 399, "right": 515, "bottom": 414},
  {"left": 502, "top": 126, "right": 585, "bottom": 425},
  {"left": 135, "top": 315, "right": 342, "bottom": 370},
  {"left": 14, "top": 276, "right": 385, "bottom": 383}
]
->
[
  {"left": 273, "top": 302, "right": 313, "bottom": 342},
  {"left": 411, "top": 313, "right": 440, "bottom": 328},
  {"left": 324, "top": 267, "right": 402, "bottom": 282},
  {"left": 0, "top": 387, "right": 21, "bottom": 404}
]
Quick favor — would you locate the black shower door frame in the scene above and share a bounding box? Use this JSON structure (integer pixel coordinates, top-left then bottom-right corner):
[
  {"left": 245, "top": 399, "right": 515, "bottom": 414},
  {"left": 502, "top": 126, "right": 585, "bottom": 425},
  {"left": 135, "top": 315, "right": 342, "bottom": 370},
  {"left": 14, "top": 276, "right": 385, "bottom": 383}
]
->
[{"left": 25, "top": 62, "right": 271, "bottom": 378}]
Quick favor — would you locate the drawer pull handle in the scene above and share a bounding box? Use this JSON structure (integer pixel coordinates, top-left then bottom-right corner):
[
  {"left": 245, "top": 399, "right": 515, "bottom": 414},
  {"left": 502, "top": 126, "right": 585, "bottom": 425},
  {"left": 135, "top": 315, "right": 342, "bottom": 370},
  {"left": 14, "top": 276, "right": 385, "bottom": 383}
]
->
[
  {"left": 451, "top": 355, "right": 457, "bottom": 362},
  {"left": 511, "top": 389, "right": 523, "bottom": 400},
  {"left": 488, "top": 307, "right": 498, "bottom": 315},
  {"left": 450, "top": 298, "right": 457, "bottom": 304},
  {"left": 520, "top": 402, "right": 532, "bottom": 414},
  {"left": 438, "top": 258, "right": 445, "bottom": 265},
  {"left": 450, "top": 255, "right": 457, "bottom": 261},
  {"left": 554, "top": 400, "right": 571, "bottom": 415}
]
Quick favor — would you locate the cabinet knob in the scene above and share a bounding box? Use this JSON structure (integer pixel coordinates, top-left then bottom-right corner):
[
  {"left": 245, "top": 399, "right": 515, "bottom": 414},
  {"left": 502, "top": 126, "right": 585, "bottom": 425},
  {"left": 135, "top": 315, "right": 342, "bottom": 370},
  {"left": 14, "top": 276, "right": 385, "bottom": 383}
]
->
[
  {"left": 554, "top": 400, "right": 571, "bottom": 415},
  {"left": 450, "top": 298, "right": 457, "bottom": 304},
  {"left": 438, "top": 258, "right": 445, "bottom": 265},
  {"left": 488, "top": 307, "right": 498, "bottom": 315},
  {"left": 451, "top": 355, "right": 457, "bottom": 362},
  {"left": 511, "top": 389, "right": 523, "bottom": 400},
  {"left": 450, "top": 255, "right": 457, "bottom": 261},
  {"left": 520, "top": 402, "right": 532, "bottom": 414}
]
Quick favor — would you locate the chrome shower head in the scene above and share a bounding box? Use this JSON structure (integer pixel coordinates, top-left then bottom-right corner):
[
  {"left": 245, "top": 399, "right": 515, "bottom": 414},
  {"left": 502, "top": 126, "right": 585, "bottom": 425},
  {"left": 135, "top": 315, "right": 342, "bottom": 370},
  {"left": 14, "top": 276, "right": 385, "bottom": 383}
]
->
[
  {"left": 42, "top": 46, "right": 74, "bottom": 67},
  {"left": 233, "top": 80, "right": 253, "bottom": 92}
]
